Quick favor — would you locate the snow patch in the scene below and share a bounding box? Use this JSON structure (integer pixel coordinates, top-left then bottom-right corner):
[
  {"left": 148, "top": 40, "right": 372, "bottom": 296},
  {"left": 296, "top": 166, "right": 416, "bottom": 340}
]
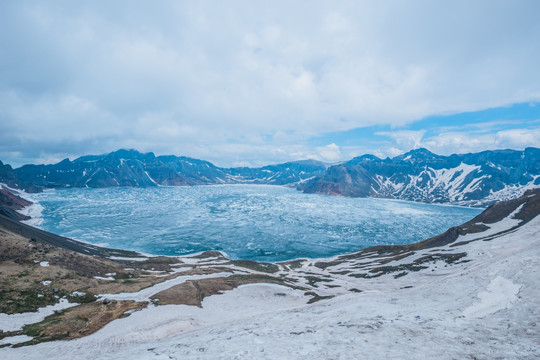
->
[
  {"left": 94, "top": 276, "right": 115, "bottom": 281},
  {"left": 463, "top": 276, "right": 521, "bottom": 318},
  {"left": 108, "top": 256, "right": 149, "bottom": 262},
  {"left": 0, "top": 335, "right": 34, "bottom": 346},
  {"left": 0, "top": 299, "right": 76, "bottom": 332}
]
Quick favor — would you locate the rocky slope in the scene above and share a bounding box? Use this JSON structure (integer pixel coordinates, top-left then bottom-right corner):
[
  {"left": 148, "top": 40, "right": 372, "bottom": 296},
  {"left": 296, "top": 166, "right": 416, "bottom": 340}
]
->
[
  {"left": 299, "top": 147, "right": 540, "bottom": 206},
  {"left": 0, "top": 189, "right": 32, "bottom": 221}
]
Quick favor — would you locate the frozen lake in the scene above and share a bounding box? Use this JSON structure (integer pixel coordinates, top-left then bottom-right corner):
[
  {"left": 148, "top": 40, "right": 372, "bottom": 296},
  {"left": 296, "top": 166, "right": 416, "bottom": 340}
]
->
[{"left": 26, "top": 185, "right": 482, "bottom": 262}]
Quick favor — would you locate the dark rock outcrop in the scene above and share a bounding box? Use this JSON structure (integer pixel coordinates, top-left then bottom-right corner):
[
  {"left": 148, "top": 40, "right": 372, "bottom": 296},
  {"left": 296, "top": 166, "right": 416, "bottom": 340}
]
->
[{"left": 0, "top": 188, "right": 32, "bottom": 221}]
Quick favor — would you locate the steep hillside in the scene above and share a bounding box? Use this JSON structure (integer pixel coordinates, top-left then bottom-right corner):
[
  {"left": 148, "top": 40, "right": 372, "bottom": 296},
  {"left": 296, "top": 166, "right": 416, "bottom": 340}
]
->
[
  {"left": 0, "top": 189, "right": 32, "bottom": 221},
  {"left": 300, "top": 147, "right": 540, "bottom": 206}
]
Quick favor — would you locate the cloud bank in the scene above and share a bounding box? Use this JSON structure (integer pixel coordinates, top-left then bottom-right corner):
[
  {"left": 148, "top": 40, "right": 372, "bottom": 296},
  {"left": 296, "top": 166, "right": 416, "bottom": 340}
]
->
[{"left": 1, "top": 1, "right": 540, "bottom": 166}]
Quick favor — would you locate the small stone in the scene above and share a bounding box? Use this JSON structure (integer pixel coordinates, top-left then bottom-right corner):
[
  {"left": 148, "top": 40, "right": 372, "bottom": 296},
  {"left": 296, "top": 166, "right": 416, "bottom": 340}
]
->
[
  {"left": 53, "top": 288, "right": 59, "bottom": 293},
  {"left": 102, "top": 298, "right": 110, "bottom": 305}
]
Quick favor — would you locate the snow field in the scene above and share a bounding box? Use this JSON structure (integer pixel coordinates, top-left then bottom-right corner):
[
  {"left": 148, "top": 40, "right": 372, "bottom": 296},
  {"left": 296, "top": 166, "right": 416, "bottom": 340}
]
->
[{"left": 1, "top": 207, "right": 539, "bottom": 359}]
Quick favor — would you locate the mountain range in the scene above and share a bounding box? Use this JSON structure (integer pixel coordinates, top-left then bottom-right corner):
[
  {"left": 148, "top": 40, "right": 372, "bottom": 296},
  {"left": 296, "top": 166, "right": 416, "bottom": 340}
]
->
[
  {"left": 299, "top": 147, "right": 540, "bottom": 206},
  {"left": 0, "top": 149, "right": 327, "bottom": 191},
  {"left": 1, "top": 147, "right": 539, "bottom": 207}
]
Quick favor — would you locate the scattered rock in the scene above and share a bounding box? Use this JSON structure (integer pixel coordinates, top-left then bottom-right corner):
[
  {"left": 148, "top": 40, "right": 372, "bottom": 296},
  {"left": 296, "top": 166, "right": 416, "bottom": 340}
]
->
[{"left": 102, "top": 298, "right": 110, "bottom": 305}]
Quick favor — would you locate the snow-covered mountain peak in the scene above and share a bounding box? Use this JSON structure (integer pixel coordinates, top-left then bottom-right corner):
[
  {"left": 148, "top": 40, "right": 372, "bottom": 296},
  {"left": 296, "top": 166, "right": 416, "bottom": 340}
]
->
[{"left": 301, "top": 148, "right": 540, "bottom": 207}]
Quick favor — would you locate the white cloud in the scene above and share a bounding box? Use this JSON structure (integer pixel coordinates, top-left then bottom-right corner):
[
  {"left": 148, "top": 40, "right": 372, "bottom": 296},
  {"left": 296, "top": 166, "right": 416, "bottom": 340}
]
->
[
  {"left": 1, "top": 1, "right": 540, "bottom": 166},
  {"left": 316, "top": 143, "right": 342, "bottom": 162},
  {"left": 375, "top": 130, "right": 426, "bottom": 153},
  {"left": 376, "top": 126, "right": 540, "bottom": 157}
]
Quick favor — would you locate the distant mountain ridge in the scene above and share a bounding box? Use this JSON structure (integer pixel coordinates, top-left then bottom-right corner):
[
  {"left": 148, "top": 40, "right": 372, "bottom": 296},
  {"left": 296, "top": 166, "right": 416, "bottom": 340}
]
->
[
  {"left": 1, "top": 149, "right": 327, "bottom": 192},
  {"left": 1, "top": 148, "right": 539, "bottom": 207},
  {"left": 299, "top": 147, "right": 540, "bottom": 206}
]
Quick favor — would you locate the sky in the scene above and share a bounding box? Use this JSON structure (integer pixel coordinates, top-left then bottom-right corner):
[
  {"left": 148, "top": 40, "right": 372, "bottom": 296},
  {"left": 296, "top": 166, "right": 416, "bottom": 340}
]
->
[{"left": 1, "top": 1, "right": 540, "bottom": 168}]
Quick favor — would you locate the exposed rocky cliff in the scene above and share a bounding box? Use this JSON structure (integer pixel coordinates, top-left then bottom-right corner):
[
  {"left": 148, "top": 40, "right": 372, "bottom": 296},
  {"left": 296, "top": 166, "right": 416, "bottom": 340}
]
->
[{"left": 0, "top": 188, "right": 32, "bottom": 221}]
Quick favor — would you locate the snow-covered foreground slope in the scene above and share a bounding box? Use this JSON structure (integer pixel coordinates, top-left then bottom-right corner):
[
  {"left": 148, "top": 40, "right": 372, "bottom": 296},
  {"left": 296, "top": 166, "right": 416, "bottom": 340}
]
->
[{"left": 1, "top": 191, "right": 539, "bottom": 359}]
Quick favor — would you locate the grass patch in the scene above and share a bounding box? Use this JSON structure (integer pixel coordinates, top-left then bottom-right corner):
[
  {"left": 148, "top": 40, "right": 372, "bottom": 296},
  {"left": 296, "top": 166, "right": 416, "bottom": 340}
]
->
[
  {"left": 17, "top": 301, "right": 147, "bottom": 346},
  {"left": 67, "top": 292, "right": 97, "bottom": 304},
  {"left": 151, "top": 273, "right": 300, "bottom": 307},
  {"left": 281, "top": 259, "right": 305, "bottom": 270},
  {"left": 0, "top": 288, "right": 67, "bottom": 314},
  {"left": 230, "top": 260, "right": 280, "bottom": 273}
]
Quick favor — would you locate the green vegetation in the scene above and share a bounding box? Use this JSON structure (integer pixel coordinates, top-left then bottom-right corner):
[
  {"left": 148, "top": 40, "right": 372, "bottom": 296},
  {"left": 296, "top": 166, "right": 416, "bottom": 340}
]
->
[
  {"left": 0, "top": 289, "right": 66, "bottom": 314},
  {"left": 67, "top": 292, "right": 97, "bottom": 304}
]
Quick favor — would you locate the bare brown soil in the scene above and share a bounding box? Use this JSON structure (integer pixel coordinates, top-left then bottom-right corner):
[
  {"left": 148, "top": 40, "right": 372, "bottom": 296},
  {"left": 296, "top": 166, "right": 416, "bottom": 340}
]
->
[
  {"left": 0, "top": 223, "right": 218, "bottom": 314},
  {"left": 151, "top": 274, "right": 295, "bottom": 306},
  {"left": 13, "top": 300, "right": 148, "bottom": 345}
]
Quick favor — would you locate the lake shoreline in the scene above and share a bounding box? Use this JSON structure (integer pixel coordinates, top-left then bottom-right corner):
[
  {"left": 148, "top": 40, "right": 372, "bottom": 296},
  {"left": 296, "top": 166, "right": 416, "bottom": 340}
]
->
[{"left": 21, "top": 185, "right": 482, "bottom": 262}]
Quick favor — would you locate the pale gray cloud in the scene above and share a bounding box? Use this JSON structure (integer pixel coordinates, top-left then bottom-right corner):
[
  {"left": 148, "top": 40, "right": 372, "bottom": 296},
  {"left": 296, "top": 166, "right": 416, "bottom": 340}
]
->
[
  {"left": 1, "top": 0, "right": 540, "bottom": 166},
  {"left": 376, "top": 126, "right": 540, "bottom": 157},
  {"left": 375, "top": 130, "right": 427, "bottom": 151},
  {"left": 316, "top": 143, "right": 342, "bottom": 162}
]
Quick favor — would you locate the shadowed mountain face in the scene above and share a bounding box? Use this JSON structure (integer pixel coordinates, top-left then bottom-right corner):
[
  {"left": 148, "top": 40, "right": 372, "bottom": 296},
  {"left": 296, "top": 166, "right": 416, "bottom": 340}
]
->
[
  {"left": 299, "top": 148, "right": 540, "bottom": 206},
  {"left": 1, "top": 148, "right": 539, "bottom": 207}
]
